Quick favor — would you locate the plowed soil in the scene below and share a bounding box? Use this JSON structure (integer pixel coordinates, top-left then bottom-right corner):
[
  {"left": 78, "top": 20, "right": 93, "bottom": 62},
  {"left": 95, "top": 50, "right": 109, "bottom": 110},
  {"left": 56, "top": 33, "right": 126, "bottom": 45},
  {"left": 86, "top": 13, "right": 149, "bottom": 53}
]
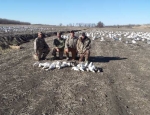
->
[{"left": 0, "top": 29, "right": 150, "bottom": 115}]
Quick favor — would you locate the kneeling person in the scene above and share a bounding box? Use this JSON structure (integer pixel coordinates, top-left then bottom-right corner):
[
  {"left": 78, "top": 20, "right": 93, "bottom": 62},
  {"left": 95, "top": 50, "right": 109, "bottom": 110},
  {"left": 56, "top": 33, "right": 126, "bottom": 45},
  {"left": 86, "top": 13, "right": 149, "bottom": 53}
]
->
[
  {"left": 77, "top": 32, "right": 91, "bottom": 62},
  {"left": 33, "top": 32, "right": 50, "bottom": 61},
  {"left": 64, "top": 31, "right": 78, "bottom": 61},
  {"left": 52, "top": 32, "right": 65, "bottom": 60}
]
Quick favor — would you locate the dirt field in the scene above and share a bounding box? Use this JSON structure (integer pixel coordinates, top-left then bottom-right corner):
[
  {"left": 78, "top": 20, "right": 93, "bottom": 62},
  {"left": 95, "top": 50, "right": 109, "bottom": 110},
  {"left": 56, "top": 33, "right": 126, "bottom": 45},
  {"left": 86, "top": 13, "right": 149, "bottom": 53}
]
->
[{"left": 0, "top": 28, "right": 150, "bottom": 115}]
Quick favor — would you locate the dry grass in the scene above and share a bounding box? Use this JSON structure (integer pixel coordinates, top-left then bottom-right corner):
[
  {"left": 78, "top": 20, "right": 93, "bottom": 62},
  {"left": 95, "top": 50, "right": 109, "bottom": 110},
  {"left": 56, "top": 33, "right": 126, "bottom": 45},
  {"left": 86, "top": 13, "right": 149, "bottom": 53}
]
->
[
  {"left": 9, "top": 45, "right": 21, "bottom": 50},
  {"left": 0, "top": 28, "right": 150, "bottom": 115}
]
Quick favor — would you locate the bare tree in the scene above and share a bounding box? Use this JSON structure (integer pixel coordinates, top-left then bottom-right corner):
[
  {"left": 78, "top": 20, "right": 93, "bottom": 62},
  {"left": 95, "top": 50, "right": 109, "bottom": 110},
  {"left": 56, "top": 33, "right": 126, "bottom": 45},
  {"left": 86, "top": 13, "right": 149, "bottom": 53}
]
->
[
  {"left": 67, "top": 22, "right": 96, "bottom": 27},
  {"left": 96, "top": 21, "right": 104, "bottom": 28},
  {"left": 59, "top": 23, "right": 63, "bottom": 26}
]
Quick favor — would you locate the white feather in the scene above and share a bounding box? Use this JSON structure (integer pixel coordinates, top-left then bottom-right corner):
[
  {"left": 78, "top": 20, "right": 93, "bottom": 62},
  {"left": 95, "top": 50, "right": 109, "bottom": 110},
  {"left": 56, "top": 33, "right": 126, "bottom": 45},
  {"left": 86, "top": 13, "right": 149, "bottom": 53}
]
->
[
  {"left": 56, "top": 61, "right": 61, "bottom": 69},
  {"left": 71, "top": 66, "right": 80, "bottom": 71},
  {"left": 42, "top": 62, "right": 51, "bottom": 69},
  {"left": 84, "top": 61, "right": 89, "bottom": 67},
  {"left": 60, "top": 61, "right": 68, "bottom": 68},
  {"left": 132, "top": 40, "right": 136, "bottom": 44},
  {"left": 88, "top": 62, "right": 93, "bottom": 68},
  {"left": 33, "top": 62, "right": 40, "bottom": 67},
  {"left": 47, "top": 62, "right": 56, "bottom": 70}
]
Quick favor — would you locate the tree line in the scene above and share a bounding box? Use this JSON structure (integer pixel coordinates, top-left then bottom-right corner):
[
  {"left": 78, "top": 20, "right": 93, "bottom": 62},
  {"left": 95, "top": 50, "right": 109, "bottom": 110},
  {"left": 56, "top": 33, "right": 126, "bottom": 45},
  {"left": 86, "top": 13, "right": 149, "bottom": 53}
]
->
[
  {"left": 0, "top": 18, "right": 146, "bottom": 28},
  {"left": 0, "top": 18, "right": 105, "bottom": 27},
  {"left": 61, "top": 21, "right": 105, "bottom": 28},
  {"left": 105, "top": 24, "right": 142, "bottom": 28},
  {"left": 0, "top": 18, "right": 31, "bottom": 25}
]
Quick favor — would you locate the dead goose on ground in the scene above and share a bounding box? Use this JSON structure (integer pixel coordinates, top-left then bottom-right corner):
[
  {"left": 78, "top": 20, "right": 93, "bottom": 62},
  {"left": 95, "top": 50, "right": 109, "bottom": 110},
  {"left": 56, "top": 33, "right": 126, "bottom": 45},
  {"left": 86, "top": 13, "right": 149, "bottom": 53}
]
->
[
  {"left": 45, "top": 62, "right": 56, "bottom": 71},
  {"left": 56, "top": 61, "right": 62, "bottom": 69},
  {"left": 33, "top": 61, "right": 40, "bottom": 67}
]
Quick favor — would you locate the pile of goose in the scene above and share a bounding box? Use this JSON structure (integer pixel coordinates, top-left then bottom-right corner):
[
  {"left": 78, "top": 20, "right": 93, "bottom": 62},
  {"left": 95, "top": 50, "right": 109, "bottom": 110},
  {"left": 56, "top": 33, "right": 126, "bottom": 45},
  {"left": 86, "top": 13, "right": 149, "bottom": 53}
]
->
[{"left": 33, "top": 61, "right": 102, "bottom": 73}]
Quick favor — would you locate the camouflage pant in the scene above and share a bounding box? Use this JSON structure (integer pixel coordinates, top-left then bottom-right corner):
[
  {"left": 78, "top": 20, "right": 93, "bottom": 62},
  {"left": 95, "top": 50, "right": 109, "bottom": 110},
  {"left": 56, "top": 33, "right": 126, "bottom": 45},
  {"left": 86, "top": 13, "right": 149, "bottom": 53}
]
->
[
  {"left": 79, "top": 50, "right": 90, "bottom": 62},
  {"left": 34, "top": 48, "right": 50, "bottom": 60},
  {"left": 64, "top": 48, "right": 77, "bottom": 60},
  {"left": 52, "top": 48, "right": 64, "bottom": 59}
]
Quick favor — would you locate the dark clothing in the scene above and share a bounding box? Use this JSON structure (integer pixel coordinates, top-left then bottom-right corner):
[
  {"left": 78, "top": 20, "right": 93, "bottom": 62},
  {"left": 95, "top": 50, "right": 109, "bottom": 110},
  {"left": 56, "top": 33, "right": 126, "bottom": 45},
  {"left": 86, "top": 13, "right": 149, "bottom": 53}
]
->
[
  {"left": 53, "top": 38, "right": 65, "bottom": 49},
  {"left": 52, "top": 48, "right": 64, "bottom": 59},
  {"left": 77, "top": 36, "right": 91, "bottom": 54},
  {"left": 34, "top": 37, "right": 49, "bottom": 54},
  {"left": 36, "top": 49, "right": 50, "bottom": 60},
  {"left": 33, "top": 37, "right": 50, "bottom": 60},
  {"left": 52, "top": 38, "right": 65, "bottom": 59}
]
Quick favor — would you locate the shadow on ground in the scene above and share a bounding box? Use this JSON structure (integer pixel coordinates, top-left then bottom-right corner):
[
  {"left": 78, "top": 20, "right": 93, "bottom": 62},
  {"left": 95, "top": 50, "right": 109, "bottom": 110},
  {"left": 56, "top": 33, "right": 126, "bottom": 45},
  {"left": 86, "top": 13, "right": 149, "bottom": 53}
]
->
[
  {"left": 89, "top": 56, "right": 127, "bottom": 63},
  {"left": 46, "top": 56, "right": 127, "bottom": 64}
]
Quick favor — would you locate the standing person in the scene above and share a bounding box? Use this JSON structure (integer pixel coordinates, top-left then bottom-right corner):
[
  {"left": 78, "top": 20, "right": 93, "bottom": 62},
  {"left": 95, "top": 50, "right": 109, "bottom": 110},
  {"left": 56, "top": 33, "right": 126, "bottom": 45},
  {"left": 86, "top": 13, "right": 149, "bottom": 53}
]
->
[
  {"left": 33, "top": 32, "right": 50, "bottom": 61},
  {"left": 52, "top": 32, "right": 65, "bottom": 60},
  {"left": 64, "top": 31, "right": 78, "bottom": 61},
  {"left": 77, "top": 32, "right": 91, "bottom": 62}
]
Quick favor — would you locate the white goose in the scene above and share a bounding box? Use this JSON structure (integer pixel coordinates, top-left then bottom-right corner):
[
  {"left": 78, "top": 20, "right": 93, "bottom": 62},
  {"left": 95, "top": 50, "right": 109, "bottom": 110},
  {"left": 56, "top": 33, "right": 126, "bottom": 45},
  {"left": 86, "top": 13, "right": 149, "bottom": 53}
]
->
[
  {"left": 41, "top": 62, "right": 51, "bottom": 69},
  {"left": 88, "top": 62, "right": 96, "bottom": 73},
  {"left": 84, "top": 61, "right": 89, "bottom": 67},
  {"left": 125, "top": 41, "right": 129, "bottom": 44},
  {"left": 60, "top": 61, "right": 69, "bottom": 68},
  {"left": 132, "top": 40, "right": 136, "bottom": 44},
  {"left": 38, "top": 62, "right": 49, "bottom": 68},
  {"left": 71, "top": 66, "right": 80, "bottom": 71},
  {"left": 100, "top": 37, "right": 105, "bottom": 41},
  {"left": 45, "top": 62, "right": 56, "bottom": 71},
  {"left": 33, "top": 61, "right": 40, "bottom": 67},
  {"left": 147, "top": 39, "right": 150, "bottom": 44},
  {"left": 79, "top": 63, "right": 86, "bottom": 71},
  {"left": 89, "top": 65, "right": 96, "bottom": 73},
  {"left": 56, "top": 61, "right": 61, "bottom": 69}
]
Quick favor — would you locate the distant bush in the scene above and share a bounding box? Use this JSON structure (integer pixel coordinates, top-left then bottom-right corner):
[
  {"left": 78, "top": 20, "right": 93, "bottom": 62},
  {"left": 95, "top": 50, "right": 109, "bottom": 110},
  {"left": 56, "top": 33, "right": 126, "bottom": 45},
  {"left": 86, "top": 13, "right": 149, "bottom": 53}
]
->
[
  {"left": 0, "top": 18, "right": 31, "bottom": 25},
  {"left": 96, "top": 21, "right": 104, "bottom": 28}
]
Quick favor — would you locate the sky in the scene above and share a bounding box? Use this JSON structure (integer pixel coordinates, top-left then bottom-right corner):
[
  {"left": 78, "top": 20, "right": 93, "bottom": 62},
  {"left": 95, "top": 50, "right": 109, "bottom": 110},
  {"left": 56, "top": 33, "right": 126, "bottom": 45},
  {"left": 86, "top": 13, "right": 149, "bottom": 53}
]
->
[{"left": 0, "top": 0, "right": 150, "bottom": 25}]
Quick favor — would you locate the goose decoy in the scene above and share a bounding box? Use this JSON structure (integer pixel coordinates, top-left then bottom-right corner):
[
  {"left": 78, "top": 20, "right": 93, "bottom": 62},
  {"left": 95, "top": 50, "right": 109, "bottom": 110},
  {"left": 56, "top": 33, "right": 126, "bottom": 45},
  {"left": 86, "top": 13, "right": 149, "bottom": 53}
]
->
[
  {"left": 147, "top": 39, "right": 150, "bottom": 44},
  {"left": 132, "top": 40, "right": 136, "bottom": 44},
  {"left": 125, "top": 41, "right": 129, "bottom": 44},
  {"left": 119, "top": 38, "right": 122, "bottom": 41},
  {"left": 100, "top": 37, "right": 105, "bottom": 41}
]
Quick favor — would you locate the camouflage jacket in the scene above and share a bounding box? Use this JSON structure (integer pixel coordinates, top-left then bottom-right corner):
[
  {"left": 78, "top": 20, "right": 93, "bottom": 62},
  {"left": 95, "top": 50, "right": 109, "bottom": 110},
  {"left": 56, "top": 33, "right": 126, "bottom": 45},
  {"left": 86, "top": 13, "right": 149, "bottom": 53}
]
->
[
  {"left": 77, "top": 36, "right": 91, "bottom": 54},
  {"left": 53, "top": 38, "right": 65, "bottom": 49},
  {"left": 34, "top": 37, "right": 49, "bottom": 54},
  {"left": 65, "top": 36, "right": 78, "bottom": 49}
]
